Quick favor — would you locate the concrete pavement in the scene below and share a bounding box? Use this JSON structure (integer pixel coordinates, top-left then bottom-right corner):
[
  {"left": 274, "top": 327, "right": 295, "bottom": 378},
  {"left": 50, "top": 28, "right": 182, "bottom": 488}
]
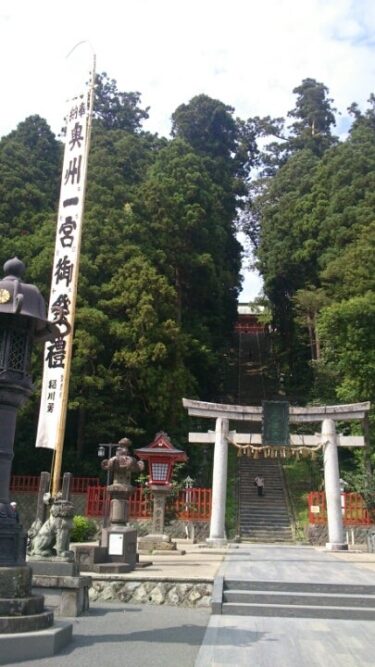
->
[
  {"left": 196, "top": 544, "right": 375, "bottom": 666},
  {"left": 11, "top": 602, "right": 211, "bottom": 667},
  {"left": 9, "top": 542, "right": 375, "bottom": 666}
]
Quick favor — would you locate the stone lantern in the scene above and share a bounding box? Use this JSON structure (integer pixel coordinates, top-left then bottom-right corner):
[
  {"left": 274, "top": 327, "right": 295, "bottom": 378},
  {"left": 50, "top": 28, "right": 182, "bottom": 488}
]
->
[
  {"left": 0, "top": 258, "right": 71, "bottom": 660},
  {"left": 135, "top": 432, "right": 187, "bottom": 551}
]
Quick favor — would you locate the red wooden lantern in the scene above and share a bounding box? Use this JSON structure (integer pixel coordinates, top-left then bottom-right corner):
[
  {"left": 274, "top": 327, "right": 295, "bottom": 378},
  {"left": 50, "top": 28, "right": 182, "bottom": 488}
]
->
[{"left": 135, "top": 432, "right": 187, "bottom": 488}]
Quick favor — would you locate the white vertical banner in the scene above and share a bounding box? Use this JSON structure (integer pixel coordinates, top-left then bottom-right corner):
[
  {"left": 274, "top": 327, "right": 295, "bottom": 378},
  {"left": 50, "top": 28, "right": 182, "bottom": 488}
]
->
[{"left": 36, "top": 64, "right": 95, "bottom": 450}]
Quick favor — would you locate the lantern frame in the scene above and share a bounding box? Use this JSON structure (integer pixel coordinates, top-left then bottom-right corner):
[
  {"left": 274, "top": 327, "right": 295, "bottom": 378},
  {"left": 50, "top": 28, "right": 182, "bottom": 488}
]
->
[{"left": 135, "top": 432, "right": 187, "bottom": 488}]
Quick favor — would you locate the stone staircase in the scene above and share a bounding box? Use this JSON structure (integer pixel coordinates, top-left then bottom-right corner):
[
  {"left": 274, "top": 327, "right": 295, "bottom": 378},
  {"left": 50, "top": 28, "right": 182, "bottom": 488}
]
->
[
  {"left": 238, "top": 457, "right": 294, "bottom": 543},
  {"left": 212, "top": 577, "right": 375, "bottom": 620}
]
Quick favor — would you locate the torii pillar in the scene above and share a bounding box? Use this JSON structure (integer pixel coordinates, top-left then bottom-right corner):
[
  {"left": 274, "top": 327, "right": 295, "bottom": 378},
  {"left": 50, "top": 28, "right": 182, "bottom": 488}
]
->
[
  {"left": 206, "top": 417, "right": 229, "bottom": 546},
  {"left": 323, "top": 419, "right": 347, "bottom": 550}
]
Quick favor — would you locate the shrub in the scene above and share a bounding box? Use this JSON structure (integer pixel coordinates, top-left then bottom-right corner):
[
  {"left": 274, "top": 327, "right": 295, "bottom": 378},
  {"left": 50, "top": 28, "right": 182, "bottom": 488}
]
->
[{"left": 70, "top": 515, "right": 98, "bottom": 542}]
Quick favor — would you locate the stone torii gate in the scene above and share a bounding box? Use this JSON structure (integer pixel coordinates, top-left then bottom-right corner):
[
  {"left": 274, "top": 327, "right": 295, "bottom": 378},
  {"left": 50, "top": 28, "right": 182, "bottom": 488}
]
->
[{"left": 182, "top": 398, "right": 371, "bottom": 551}]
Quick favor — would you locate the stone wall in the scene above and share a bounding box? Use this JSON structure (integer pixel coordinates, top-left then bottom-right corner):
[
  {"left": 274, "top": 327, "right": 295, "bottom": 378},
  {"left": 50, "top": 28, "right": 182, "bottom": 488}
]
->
[
  {"left": 89, "top": 579, "right": 213, "bottom": 607},
  {"left": 12, "top": 493, "right": 87, "bottom": 530},
  {"left": 306, "top": 523, "right": 374, "bottom": 546}
]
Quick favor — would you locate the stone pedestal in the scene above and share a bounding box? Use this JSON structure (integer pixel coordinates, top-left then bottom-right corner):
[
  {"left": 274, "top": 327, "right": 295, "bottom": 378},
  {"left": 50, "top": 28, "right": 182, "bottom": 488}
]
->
[
  {"left": 70, "top": 544, "right": 108, "bottom": 569},
  {"left": 106, "top": 525, "right": 137, "bottom": 566},
  {"left": 138, "top": 486, "right": 177, "bottom": 552},
  {"left": 0, "top": 564, "right": 72, "bottom": 663},
  {"left": 138, "top": 534, "right": 177, "bottom": 552},
  {"left": 32, "top": 574, "right": 91, "bottom": 617},
  {"left": 28, "top": 557, "right": 79, "bottom": 577},
  {"left": 71, "top": 527, "right": 139, "bottom": 573},
  {"left": 0, "top": 565, "right": 53, "bottom": 633}
]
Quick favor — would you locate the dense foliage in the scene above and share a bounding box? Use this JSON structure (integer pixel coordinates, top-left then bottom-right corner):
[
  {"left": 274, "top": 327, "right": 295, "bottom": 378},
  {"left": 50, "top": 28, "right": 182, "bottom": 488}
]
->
[
  {"left": 1, "top": 74, "right": 374, "bottom": 487},
  {"left": 0, "top": 74, "right": 253, "bottom": 475},
  {"left": 245, "top": 81, "right": 375, "bottom": 482}
]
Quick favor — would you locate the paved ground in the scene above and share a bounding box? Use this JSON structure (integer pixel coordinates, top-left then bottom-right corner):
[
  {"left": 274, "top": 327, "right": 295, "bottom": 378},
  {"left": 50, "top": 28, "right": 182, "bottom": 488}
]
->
[
  {"left": 85, "top": 540, "right": 225, "bottom": 583},
  {"left": 9, "top": 542, "right": 375, "bottom": 667},
  {"left": 12, "top": 603, "right": 211, "bottom": 667},
  {"left": 195, "top": 544, "right": 375, "bottom": 667}
]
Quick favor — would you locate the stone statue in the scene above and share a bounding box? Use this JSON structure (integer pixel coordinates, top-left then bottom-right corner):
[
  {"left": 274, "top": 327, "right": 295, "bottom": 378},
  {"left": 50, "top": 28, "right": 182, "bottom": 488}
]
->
[
  {"left": 28, "top": 498, "right": 75, "bottom": 560},
  {"left": 101, "top": 438, "right": 144, "bottom": 528},
  {"left": 101, "top": 438, "right": 144, "bottom": 495}
]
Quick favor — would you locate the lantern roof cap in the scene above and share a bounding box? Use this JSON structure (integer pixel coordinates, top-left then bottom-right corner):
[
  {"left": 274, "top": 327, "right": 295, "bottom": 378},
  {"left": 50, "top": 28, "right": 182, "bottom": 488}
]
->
[
  {"left": 135, "top": 432, "right": 188, "bottom": 461},
  {"left": 0, "top": 257, "right": 59, "bottom": 341}
]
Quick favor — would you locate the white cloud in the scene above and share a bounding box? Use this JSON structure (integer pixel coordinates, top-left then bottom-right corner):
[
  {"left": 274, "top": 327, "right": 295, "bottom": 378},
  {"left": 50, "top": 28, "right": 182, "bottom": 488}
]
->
[
  {"left": 1, "top": 0, "right": 374, "bottom": 299},
  {"left": 1, "top": 0, "right": 374, "bottom": 140}
]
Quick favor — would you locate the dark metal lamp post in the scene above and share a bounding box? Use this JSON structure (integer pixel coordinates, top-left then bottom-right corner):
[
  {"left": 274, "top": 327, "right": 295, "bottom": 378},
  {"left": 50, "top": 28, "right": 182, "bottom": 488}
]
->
[
  {"left": 0, "top": 257, "right": 58, "bottom": 566},
  {"left": 97, "top": 443, "right": 118, "bottom": 486}
]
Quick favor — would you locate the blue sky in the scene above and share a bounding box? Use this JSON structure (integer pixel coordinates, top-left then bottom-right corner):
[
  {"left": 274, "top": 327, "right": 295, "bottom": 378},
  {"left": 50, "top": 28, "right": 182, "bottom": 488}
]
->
[{"left": 1, "top": 0, "right": 374, "bottom": 299}]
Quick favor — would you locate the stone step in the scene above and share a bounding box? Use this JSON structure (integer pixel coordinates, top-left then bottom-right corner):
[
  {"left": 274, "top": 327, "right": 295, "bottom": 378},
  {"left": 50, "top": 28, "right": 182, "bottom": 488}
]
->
[
  {"left": 240, "top": 495, "right": 283, "bottom": 498},
  {"left": 223, "top": 590, "right": 375, "bottom": 608},
  {"left": 238, "top": 458, "right": 293, "bottom": 541},
  {"left": 240, "top": 516, "right": 291, "bottom": 522},
  {"left": 224, "top": 580, "right": 375, "bottom": 594},
  {"left": 213, "top": 578, "right": 375, "bottom": 619},
  {"left": 240, "top": 539, "right": 295, "bottom": 545},
  {"left": 240, "top": 528, "right": 293, "bottom": 535},
  {"left": 221, "top": 602, "right": 375, "bottom": 620},
  {"left": 240, "top": 520, "right": 291, "bottom": 526},
  {"left": 241, "top": 527, "right": 293, "bottom": 542},
  {"left": 240, "top": 508, "right": 290, "bottom": 514}
]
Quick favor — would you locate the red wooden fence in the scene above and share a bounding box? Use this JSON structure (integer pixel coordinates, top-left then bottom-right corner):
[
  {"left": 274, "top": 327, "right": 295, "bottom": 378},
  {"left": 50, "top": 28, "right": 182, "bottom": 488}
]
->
[
  {"left": 308, "top": 491, "right": 373, "bottom": 525},
  {"left": 85, "top": 486, "right": 212, "bottom": 522},
  {"left": 10, "top": 476, "right": 100, "bottom": 494}
]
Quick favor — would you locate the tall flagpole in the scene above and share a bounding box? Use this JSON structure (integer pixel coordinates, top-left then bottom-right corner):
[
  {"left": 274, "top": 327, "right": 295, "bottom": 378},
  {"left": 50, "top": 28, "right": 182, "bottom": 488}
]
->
[{"left": 36, "top": 49, "right": 96, "bottom": 496}]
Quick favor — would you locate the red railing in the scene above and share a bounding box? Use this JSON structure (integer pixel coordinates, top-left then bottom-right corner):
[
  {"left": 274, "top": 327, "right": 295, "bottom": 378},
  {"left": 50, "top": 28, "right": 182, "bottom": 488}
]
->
[
  {"left": 86, "top": 486, "right": 212, "bottom": 521},
  {"left": 308, "top": 491, "right": 373, "bottom": 525},
  {"left": 172, "top": 487, "right": 212, "bottom": 520},
  {"left": 10, "top": 476, "right": 100, "bottom": 494},
  {"left": 235, "top": 323, "right": 265, "bottom": 334},
  {"left": 10, "top": 476, "right": 40, "bottom": 493}
]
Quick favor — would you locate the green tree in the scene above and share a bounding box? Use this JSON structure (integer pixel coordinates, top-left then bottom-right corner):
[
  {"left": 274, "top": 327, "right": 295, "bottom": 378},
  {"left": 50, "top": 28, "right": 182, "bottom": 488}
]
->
[
  {"left": 93, "top": 72, "right": 150, "bottom": 132},
  {"left": 287, "top": 78, "right": 337, "bottom": 156},
  {"left": 132, "top": 137, "right": 242, "bottom": 398}
]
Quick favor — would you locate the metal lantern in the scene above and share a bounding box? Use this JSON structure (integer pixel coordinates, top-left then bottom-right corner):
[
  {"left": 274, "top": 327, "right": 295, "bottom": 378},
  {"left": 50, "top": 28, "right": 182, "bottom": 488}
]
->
[{"left": 0, "top": 257, "right": 58, "bottom": 565}]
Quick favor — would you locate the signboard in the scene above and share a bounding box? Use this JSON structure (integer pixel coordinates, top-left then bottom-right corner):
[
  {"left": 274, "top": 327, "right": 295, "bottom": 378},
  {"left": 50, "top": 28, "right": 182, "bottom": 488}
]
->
[
  {"left": 108, "top": 533, "right": 124, "bottom": 556},
  {"left": 36, "top": 72, "right": 94, "bottom": 449},
  {"left": 310, "top": 505, "right": 320, "bottom": 514},
  {"left": 262, "top": 401, "right": 289, "bottom": 446}
]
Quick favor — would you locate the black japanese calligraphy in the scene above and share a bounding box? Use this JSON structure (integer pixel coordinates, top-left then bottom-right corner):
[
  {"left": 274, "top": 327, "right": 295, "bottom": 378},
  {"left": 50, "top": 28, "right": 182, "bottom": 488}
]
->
[
  {"left": 69, "top": 122, "right": 84, "bottom": 150},
  {"left": 63, "top": 197, "right": 79, "bottom": 208},
  {"left": 55, "top": 257, "right": 73, "bottom": 288},
  {"left": 64, "top": 156, "right": 82, "bottom": 185},
  {"left": 51, "top": 294, "right": 71, "bottom": 337},
  {"left": 46, "top": 337, "right": 66, "bottom": 369},
  {"left": 59, "top": 216, "right": 77, "bottom": 248}
]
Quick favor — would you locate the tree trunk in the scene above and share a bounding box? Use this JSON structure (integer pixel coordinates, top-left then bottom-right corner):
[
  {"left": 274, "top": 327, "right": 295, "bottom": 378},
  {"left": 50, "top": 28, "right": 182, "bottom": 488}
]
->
[{"left": 76, "top": 406, "right": 86, "bottom": 460}]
